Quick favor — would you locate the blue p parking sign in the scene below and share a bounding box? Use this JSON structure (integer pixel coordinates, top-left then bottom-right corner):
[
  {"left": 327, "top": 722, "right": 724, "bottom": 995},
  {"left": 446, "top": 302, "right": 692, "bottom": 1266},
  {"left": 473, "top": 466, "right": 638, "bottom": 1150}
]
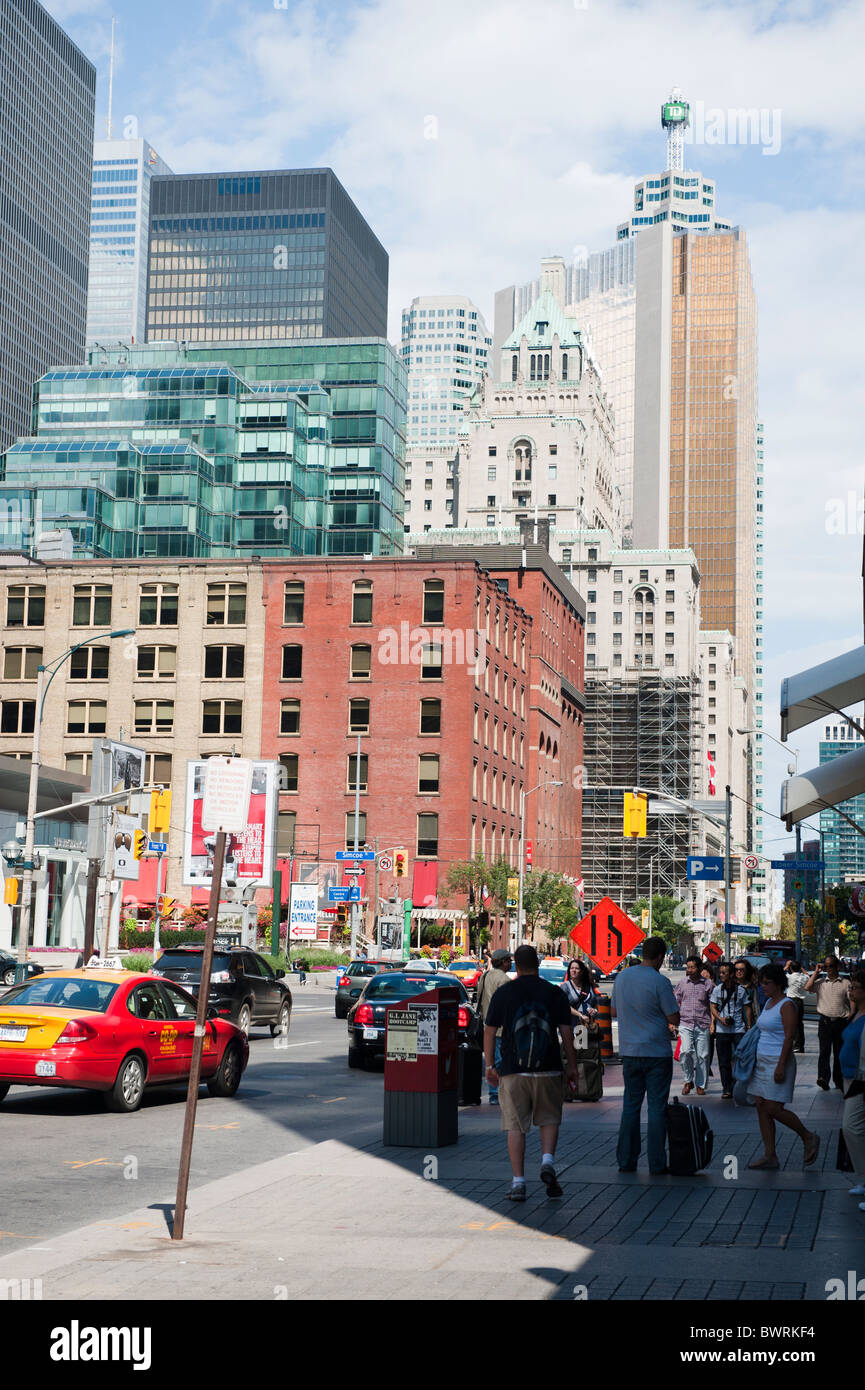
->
[{"left": 686, "top": 855, "right": 725, "bottom": 881}]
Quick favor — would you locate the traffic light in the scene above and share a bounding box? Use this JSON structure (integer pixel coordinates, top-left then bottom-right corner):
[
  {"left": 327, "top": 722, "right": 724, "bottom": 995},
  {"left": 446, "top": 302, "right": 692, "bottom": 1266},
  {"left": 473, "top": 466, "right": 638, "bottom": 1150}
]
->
[
  {"left": 394, "top": 851, "right": 407, "bottom": 879},
  {"left": 149, "top": 789, "right": 172, "bottom": 837},
  {"left": 623, "top": 792, "right": 647, "bottom": 838},
  {"left": 337, "top": 904, "right": 348, "bottom": 928},
  {"left": 133, "top": 829, "right": 147, "bottom": 860}
]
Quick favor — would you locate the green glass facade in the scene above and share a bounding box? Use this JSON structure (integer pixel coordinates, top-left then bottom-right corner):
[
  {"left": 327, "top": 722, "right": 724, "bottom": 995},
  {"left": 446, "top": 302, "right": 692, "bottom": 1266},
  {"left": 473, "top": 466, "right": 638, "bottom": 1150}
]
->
[{"left": 0, "top": 338, "right": 406, "bottom": 559}]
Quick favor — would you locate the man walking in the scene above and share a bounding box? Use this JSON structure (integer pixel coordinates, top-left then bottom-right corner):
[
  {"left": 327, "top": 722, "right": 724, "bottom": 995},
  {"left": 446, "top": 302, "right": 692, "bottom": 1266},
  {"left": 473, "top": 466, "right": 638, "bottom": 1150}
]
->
[
  {"left": 475, "top": 948, "right": 512, "bottom": 1105},
  {"left": 612, "top": 937, "right": 680, "bottom": 1175},
  {"left": 484, "top": 944, "right": 577, "bottom": 1201},
  {"left": 674, "top": 956, "right": 714, "bottom": 1095},
  {"left": 808, "top": 954, "right": 851, "bottom": 1089}
]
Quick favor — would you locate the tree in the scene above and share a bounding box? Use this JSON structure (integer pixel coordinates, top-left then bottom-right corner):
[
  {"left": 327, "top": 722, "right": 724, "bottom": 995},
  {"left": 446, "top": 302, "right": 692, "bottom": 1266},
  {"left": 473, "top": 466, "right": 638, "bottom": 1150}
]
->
[
  {"left": 777, "top": 902, "right": 797, "bottom": 941},
  {"left": 447, "top": 853, "right": 514, "bottom": 951},
  {"left": 522, "top": 872, "right": 580, "bottom": 944},
  {"left": 629, "top": 895, "right": 686, "bottom": 949}
]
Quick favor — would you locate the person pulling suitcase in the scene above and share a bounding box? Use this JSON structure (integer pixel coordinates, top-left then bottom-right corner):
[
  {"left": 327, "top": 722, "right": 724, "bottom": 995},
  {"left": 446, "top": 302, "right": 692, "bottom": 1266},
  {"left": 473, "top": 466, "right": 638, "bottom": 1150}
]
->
[{"left": 561, "top": 961, "right": 603, "bottom": 1101}]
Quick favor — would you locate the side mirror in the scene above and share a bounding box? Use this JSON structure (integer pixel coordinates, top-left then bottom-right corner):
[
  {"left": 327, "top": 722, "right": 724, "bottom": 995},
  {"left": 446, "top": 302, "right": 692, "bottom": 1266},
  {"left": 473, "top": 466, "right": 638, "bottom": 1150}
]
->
[
  {"left": 276, "top": 969, "right": 285, "bottom": 980},
  {"left": 206, "top": 1005, "right": 219, "bottom": 1020}
]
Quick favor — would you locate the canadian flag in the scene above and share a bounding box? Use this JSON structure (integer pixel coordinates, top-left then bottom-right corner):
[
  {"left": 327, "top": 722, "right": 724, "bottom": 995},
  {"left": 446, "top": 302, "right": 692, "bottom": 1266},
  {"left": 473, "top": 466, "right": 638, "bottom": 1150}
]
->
[
  {"left": 707, "top": 750, "right": 716, "bottom": 797},
  {"left": 574, "top": 877, "right": 585, "bottom": 899}
]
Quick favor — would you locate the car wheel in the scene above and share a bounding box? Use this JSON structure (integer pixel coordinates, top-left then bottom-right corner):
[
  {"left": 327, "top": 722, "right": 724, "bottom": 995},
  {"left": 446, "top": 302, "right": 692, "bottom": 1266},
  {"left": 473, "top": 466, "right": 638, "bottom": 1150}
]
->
[
  {"left": 0, "top": 1082, "right": 10, "bottom": 1104},
  {"left": 105, "top": 1053, "right": 146, "bottom": 1113},
  {"left": 206, "top": 1042, "right": 243, "bottom": 1098},
  {"left": 334, "top": 1003, "right": 347, "bottom": 1019},
  {"left": 2, "top": 968, "right": 15, "bottom": 986},
  {"left": 347, "top": 1047, "right": 364, "bottom": 1069},
  {"left": 270, "top": 1001, "right": 291, "bottom": 1037},
  {"left": 236, "top": 1002, "right": 252, "bottom": 1036}
]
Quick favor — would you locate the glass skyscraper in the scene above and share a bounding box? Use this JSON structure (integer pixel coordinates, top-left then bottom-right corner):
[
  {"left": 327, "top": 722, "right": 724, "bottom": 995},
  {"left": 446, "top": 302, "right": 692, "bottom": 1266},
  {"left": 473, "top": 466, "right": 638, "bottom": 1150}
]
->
[
  {"left": 0, "top": 0, "right": 96, "bottom": 453},
  {"left": 87, "top": 138, "right": 173, "bottom": 347},
  {"left": 819, "top": 725, "right": 865, "bottom": 885},
  {"left": 0, "top": 338, "right": 405, "bottom": 559},
  {"left": 145, "top": 170, "right": 388, "bottom": 343}
]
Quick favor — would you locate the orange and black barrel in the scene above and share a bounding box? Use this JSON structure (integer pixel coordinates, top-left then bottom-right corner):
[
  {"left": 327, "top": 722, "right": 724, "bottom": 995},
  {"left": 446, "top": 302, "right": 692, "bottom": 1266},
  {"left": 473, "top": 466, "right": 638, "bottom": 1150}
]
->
[{"left": 595, "top": 994, "right": 614, "bottom": 1060}]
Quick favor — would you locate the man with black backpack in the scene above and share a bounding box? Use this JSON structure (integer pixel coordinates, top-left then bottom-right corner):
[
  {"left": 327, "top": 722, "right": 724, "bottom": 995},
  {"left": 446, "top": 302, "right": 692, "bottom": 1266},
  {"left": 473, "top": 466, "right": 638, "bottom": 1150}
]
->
[{"left": 484, "top": 944, "right": 578, "bottom": 1201}]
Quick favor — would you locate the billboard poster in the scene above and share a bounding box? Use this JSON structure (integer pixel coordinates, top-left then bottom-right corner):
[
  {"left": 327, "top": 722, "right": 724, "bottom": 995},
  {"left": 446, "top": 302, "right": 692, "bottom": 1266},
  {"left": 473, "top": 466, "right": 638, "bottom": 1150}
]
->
[
  {"left": 182, "top": 760, "right": 278, "bottom": 888},
  {"left": 113, "top": 812, "right": 141, "bottom": 882}
]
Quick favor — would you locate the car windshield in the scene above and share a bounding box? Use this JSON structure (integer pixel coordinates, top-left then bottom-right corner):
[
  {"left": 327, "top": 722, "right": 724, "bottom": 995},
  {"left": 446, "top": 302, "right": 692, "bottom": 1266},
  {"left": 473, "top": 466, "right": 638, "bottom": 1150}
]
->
[
  {"left": 155, "top": 952, "right": 233, "bottom": 974},
  {"left": 450, "top": 961, "right": 476, "bottom": 970},
  {"left": 2, "top": 977, "right": 118, "bottom": 1012},
  {"left": 365, "top": 974, "right": 467, "bottom": 1001}
]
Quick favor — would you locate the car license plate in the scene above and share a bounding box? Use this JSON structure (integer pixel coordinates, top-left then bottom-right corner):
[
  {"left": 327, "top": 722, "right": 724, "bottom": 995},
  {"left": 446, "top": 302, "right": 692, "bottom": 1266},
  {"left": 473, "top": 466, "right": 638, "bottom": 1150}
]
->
[
  {"left": 363, "top": 1027, "right": 378, "bottom": 1041},
  {"left": 35, "top": 1061, "right": 56, "bottom": 1077},
  {"left": 0, "top": 1026, "right": 26, "bottom": 1042}
]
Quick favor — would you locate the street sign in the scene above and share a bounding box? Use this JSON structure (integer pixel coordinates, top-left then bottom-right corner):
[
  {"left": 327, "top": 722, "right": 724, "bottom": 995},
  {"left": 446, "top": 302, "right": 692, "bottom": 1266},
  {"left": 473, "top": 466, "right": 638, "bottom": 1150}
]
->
[
  {"left": 702, "top": 943, "right": 723, "bottom": 962},
  {"left": 328, "top": 887, "right": 351, "bottom": 903},
  {"left": 336, "top": 850, "right": 375, "bottom": 861},
  {"left": 729, "top": 924, "right": 760, "bottom": 936},
  {"left": 349, "top": 886, "right": 361, "bottom": 903},
  {"left": 201, "top": 757, "right": 253, "bottom": 834},
  {"left": 569, "top": 896, "right": 645, "bottom": 974},
  {"left": 378, "top": 855, "right": 393, "bottom": 872},
  {"left": 770, "top": 860, "right": 825, "bottom": 871},
  {"left": 506, "top": 876, "right": 519, "bottom": 909},
  {"left": 687, "top": 855, "right": 724, "bottom": 881},
  {"left": 148, "top": 841, "right": 168, "bottom": 854},
  {"left": 744, "top": 855, "right": 760, "bottom": 871},
  {"left": 289, "top": 882, "right": 318, "bottom": 940}
]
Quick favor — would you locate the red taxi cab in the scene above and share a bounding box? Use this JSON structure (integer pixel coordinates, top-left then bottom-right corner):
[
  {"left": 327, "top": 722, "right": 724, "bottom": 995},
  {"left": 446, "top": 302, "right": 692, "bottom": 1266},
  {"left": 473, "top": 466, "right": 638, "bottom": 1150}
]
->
[{"left": 0, "top": 966, "right": 249, "bottom": 1113}]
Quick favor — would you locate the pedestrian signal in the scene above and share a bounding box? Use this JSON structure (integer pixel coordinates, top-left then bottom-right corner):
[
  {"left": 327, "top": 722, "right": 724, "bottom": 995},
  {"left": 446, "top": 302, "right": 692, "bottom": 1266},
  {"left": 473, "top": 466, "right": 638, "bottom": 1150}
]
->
[
  {"left": 623, "top": 792, "right": 647, "bottom": 838},
  {"left": 337, "top": 904, "right": 348, "bottom": 927}
]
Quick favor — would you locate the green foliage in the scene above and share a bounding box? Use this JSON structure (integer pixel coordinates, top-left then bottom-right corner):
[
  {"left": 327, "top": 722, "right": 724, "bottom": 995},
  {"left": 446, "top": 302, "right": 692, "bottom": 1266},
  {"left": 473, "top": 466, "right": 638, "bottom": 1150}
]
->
[
  {"left": 119, "top": 926, "right": 208, "bottom": 950},
  {"left": 629, "top": 895, "right": 685, "bottom": 946},
  {"left": 122, "top": 954, "right": 154, "bottom": 973}
]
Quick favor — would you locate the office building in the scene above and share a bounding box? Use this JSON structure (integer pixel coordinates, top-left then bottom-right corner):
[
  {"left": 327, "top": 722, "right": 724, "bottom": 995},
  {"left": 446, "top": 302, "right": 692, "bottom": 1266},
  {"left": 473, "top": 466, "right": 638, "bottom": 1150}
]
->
[
  {"left": 87, "top": 138, "right": 173, "bottom": 347},
  {"left": 0, "top": 337, "right": 406, "bottom": 559},
  {"left": 145, "top": 169, "right": 388, "bottom": 342},
  {"left": 819, "top": 724, "right": 865, "bottom": 886},
  {"left": 0, "top": 0, "right": 96, "bottom": 453}
]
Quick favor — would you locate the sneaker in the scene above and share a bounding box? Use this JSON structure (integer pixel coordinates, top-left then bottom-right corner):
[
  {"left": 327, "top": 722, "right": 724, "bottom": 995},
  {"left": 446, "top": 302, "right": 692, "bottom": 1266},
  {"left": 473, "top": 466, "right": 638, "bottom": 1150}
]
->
[
  {"left": 488, "top": 1096, "right": 499, "bottom": 1106},
  {"left": 507, "top": 1184, "right": 526, "bottom": 1202},
  {"left": 540, "top": 1163, "right": 563, "bottom": 1198},
  {"left": 817, "top": 1080, "right": 829, "bottom": 1090},
  {"left": 848, "top": 1185, "right": 865, "bottom": 1196}
]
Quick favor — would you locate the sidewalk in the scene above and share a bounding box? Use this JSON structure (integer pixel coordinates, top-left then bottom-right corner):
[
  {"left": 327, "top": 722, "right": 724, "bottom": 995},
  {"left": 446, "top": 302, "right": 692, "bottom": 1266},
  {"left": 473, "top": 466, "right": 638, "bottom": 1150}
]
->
[{"left": 1, "top": 1049, "right": 860, "bottom": 1301}]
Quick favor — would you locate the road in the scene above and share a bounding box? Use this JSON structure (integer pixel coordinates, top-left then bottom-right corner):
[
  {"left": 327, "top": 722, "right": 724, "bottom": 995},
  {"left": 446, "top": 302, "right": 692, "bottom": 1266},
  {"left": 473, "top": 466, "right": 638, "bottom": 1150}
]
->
[{"left": 0, "top": 981, "right": 382, "bottom": 1256}]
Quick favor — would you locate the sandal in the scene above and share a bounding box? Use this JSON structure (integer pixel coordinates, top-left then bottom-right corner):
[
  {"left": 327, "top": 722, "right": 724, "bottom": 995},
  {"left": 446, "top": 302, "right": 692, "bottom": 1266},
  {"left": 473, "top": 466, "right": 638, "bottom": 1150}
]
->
[
  {"left": 803, "top": 1133, "right": 821, "bottom": 1168},
  {"left": 747, "top": 1156, "right": 780, "bottom": 1170}
]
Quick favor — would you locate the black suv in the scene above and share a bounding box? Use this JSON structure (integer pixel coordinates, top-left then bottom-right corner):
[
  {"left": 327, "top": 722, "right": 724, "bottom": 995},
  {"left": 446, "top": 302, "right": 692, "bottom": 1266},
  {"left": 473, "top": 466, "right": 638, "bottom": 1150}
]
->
[{"left": 152, "top": 946, "right": 292, "bottom": 1037}]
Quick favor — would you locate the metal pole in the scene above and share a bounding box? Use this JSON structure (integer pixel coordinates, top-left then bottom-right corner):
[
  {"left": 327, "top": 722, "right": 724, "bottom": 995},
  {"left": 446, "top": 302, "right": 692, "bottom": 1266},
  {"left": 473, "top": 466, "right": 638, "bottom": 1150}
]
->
[
  {"left": 373, "top": 836, "right": 380, "bottom": 951},
  {"left": 649, "top": 856, "right": 653, "bottom": 935},
  {"left": 153, "top": 852, "right": 164, "bottom": 960},
  {"left": 724, "top": 784, "right": 732, "bottom": 961},
  {"left": 173, "top": 829, "right": 226, "bottom": 1241},
  {"left": 795, "top": 818, "right": 802, "bottom": 962},
  {"left": 350, "top": 731, "right": 361, "bottom": 957},
  {"left": 16, "top": 667, "right": 45, "bottom": 980},
  {"left": 516, "top": 787, "right": 526, "bottom": 952}
]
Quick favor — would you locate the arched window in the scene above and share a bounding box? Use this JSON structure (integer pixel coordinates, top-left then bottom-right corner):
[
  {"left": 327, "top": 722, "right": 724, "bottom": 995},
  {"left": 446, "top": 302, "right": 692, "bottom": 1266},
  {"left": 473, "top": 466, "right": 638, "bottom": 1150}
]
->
[
  {"left": 512, "top": 354, "right": 518, "bottom": 381},
  {"left": 562, "top": 353, "right": 568, "bottom": 381},
  {"left": 530, "top": 353, "right": 536, "bottom": 381},
  {"left": 544, "top": 354, "right": 550, "bottom": 379}
]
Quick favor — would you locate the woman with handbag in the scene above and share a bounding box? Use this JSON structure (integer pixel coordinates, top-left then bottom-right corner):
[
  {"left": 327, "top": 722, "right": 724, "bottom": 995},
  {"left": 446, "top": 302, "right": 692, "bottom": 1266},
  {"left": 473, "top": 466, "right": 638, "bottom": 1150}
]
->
[
  {"left": 710, "top": 960, "right": 753, "bottom": 1099},
  {"left": 747, "top": 963, "right": 820, "bottom": 1170},
  {"left": 561, "top": 960, "right": 599, "bottom": 1023},
  {"left": 840, "top": 970, "right": 865, "bottom": 1206},
  {"left": 560, "top": 960, "right": 602, "bottom": 1102}
]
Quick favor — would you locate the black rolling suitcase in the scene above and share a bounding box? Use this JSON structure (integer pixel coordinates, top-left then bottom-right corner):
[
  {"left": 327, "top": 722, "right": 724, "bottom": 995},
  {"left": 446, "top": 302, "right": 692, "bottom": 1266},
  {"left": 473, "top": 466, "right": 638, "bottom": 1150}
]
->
[
  {"left": 457, "top": 1045, "right": 483, "bottom": 1106},
  {"left": 666, "top": 1096, "right": 713, "bottom": 1174},
  {"left": 572, "top": 1023, "right": 603, "bottom": 1102}
]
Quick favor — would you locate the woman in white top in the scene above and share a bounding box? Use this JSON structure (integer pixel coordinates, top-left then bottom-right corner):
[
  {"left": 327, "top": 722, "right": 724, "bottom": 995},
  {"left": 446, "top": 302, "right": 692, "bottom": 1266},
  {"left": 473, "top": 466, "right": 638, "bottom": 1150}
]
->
[{"left": 747, "top": 963, "right": 820, "bottom": 1171}]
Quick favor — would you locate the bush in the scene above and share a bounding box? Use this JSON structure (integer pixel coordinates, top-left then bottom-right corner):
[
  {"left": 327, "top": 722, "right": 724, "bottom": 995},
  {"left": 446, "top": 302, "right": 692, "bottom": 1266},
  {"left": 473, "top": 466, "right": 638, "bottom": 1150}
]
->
[
  {"left": 122, "top": 954, "right": 154, "bottom": 973},
  {"left": 119, "top": 926, "right": 208, "bottom": 950}
]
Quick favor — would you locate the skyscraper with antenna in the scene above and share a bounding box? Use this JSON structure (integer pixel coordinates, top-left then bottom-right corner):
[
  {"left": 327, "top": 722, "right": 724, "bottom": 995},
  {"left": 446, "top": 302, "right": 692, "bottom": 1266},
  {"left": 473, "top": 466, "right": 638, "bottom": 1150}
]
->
[{"left": 661, "top": 86, "right": 690, "bottom": 171}]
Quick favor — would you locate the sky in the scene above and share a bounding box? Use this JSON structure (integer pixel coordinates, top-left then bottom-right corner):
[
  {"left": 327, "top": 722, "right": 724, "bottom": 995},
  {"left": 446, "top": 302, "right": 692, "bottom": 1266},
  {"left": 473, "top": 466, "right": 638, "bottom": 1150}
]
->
[{"left": 45, "top": 0, "right": 865, "bottom": 861}]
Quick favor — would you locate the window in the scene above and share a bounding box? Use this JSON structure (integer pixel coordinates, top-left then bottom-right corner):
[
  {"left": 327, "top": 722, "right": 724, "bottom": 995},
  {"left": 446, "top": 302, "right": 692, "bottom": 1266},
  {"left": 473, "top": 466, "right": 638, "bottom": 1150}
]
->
[
  {"left": 207, "top": 582, "right": 246, "bottom": 625},
  {"left": 639, "top": 570, "right": 649, "bottom": 582},
  {"left": 665, "top": 611, "right": 675, "bottom": 625},
  {"left": 350, "top": 645, "right": 371, "bottom": 679},
  {"left": 73, "top": 584, "right": 112, "bottom": 627},
  {"left": 547, "top": 494, "right": 557, "bottom": 506},
  {"left": 488, "top": 466, "right": 496, "bottom": 482},
  {"left": 202, "top": 700, "right": 242, "bottom": 735},
  {"left": 70, "top": 647, "right": 109, "bottom": 681},
  {"left": 666, "top": 569, "right": 675, "bottom": 582},
  {"left": 137, "top": 646, "right": 176, "bottom": 679},
  {"left": 348, "top": 754, "right": 368, "bottom": 793},
  {"left": 346, "top": 812, "right": 367, "bottom": 848},
  {"left": 139, "top": 583, "right": 178, "bottom": 626},
  {"left": 134, "top": 700, "right": 174, "bottom": 734},
  {"left": 613, "top": 633, "right": 622, "bottom": 647},
  {"left": 421, "top": 644, "right": 443, "bottom": 679},
  {"left": 344, "top": 698, "right": 368, "bottom": 735},
  {"left": 279, "top": 753, "right": 299, "bottom": 793},
  {"left": 549, "top": 465, "right": 557, "bottom": 480},
  {"left": 282, "top": 645, "right": 303, "bottom": 680},
  {"left": 487, "top": 495, "right": 496, "bottom": 507},
  {"left": 588, "top": 548, "right": 598, "bottom": 561},
  {"left": 204, "top": 646, "right": 245, "bottom": 680},
  {"left": 283, "top": 582, "right": 305, "bottom": 625},
  {"left": 423, "top": 579, "right": 445, "bottom": 624},
  {"left": 666, "top": 590, "right": 675, "bottom": 602},
  {"left": 420, "top": 698, "right": 441, "bottom": 734},
  {"left": 280, "top": 699, "right": 301, "bottom": 735},
  {"left": 417, "top": 813, "right": 439, "bottom": 857},
  {"left": 278, "top": 811, "right": 297, "bottom": 856},
  {"left": 352, "top": 581, "right": 373, "bottom": 624},
  {"left": 4, "top": 647, "right": 41, "bottom": 680},
  {"left": 489, "top": 446, "right": 497, "bottom": 456},
  {"left": 6, "top": 585, "right": 45, "bottom": 628},
  {"left": 613, "top": 570, "right": 623, "bottom": 583},
  {"left": 67, "top": 700, "right": 107, "bottom": 734},
  {"left": 65, "top": 752, "right": 92, "bottom": 777},
  {"left": 665, "top": 654, "right": 675, "bottom": 667},
  {"left": 1, "top": 700, "right": 35, "bottom": 734},
  {"left": 549, "top": 444, "right": 557, "bottom": 456}
]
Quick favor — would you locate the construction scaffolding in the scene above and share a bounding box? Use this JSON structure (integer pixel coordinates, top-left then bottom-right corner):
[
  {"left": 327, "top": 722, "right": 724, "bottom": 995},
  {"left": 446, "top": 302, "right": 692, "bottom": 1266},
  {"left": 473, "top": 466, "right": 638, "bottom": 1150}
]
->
[{"left": 582, "top": 675, "right": 703, "bottom": 911}]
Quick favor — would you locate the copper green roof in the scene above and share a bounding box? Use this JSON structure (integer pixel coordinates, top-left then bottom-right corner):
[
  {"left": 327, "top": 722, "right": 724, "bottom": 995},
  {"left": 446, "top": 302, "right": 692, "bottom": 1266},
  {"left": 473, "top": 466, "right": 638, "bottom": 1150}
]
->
[{"left": 502, "top": 291, "right": 582, "bottom": 350}]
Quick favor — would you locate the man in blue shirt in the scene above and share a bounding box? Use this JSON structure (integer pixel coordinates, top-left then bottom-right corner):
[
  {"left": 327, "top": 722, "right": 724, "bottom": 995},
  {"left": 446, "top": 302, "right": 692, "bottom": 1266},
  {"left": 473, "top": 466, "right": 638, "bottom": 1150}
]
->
[{"left": 612, "top": 936, "right": 680, "bottom": 1174}]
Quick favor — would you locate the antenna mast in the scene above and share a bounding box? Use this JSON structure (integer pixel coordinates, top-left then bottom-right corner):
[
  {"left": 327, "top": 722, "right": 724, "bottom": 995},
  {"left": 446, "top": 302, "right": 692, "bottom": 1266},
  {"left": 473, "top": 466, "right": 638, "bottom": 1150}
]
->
[{"left": 661, "top": 86, "right": 690, "bottom": 172}]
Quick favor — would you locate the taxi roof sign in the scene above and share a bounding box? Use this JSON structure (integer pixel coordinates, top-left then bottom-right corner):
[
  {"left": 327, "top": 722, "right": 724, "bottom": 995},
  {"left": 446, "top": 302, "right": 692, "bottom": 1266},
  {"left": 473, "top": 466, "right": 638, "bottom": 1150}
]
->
[{"left": 86, "top": 955, "right": 125, "bottom": 971}]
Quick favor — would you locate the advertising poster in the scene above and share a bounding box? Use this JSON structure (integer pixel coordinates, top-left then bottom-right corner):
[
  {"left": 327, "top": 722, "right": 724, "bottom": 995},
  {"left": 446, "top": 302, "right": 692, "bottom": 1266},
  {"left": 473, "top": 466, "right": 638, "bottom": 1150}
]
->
[{"left": 182, "top": 760, "right": 278, "bottom": 888}]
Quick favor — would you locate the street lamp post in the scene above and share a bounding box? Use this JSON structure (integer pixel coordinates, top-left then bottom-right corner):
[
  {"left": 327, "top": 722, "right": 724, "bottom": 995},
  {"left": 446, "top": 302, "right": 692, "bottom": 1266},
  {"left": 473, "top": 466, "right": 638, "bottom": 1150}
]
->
[
  {"left": 15, "top": 630, "right": 135, "bottom": 981},
  {"left": 515, "top": 778, "right": 563, "bottom": 949}
]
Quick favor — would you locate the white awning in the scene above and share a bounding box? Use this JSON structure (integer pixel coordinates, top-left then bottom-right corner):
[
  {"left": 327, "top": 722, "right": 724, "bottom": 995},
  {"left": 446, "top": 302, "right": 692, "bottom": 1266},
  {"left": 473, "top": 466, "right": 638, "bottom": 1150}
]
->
[
  {"left": 781, "top": 745, "right": 865, "bottom": 827},
  {"left": 780, "top": 646, "right": 865, "bottom": 738},
  {"left": 409, "top": 907, "right": 468, "bottom": 922}
]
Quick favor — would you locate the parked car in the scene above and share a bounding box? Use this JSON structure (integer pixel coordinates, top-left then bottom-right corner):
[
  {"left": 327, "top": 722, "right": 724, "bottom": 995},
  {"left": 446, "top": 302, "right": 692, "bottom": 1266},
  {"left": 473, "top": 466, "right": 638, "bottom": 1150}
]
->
[
  {"left": 539, "top": 958, "right": 568, "bottom": 986},
  {"left": 347, "top": 970, "right": 478, "bottom": 1069},
  {"left": 151, "top": 945, "right": 291, "bottom": 1037},
  {"left": 335, "top": 960, "right": 393, "bottom": 1018},
  {"left": 446, "top": 959, "right": 483, "bottom": 996},
  {"left": 0, "top": 950, "right": 44, "bottom": 988},
  {"left": 0, "top": 968, "right": 249, "bottom": 1112}
]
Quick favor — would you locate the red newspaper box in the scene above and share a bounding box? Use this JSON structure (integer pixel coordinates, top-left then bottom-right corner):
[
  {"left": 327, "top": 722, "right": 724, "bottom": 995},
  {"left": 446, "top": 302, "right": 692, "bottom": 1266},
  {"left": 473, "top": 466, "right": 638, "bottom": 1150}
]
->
[{"left": 383, "top": 985, "right": 459, "bottom": 1147}]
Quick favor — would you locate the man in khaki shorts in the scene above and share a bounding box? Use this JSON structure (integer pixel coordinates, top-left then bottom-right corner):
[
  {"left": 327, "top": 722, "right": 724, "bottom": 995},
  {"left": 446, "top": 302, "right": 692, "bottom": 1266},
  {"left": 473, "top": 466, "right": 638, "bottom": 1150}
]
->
[{"left": 484, "top": 944, "right": 578, "bottom": 1201}]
